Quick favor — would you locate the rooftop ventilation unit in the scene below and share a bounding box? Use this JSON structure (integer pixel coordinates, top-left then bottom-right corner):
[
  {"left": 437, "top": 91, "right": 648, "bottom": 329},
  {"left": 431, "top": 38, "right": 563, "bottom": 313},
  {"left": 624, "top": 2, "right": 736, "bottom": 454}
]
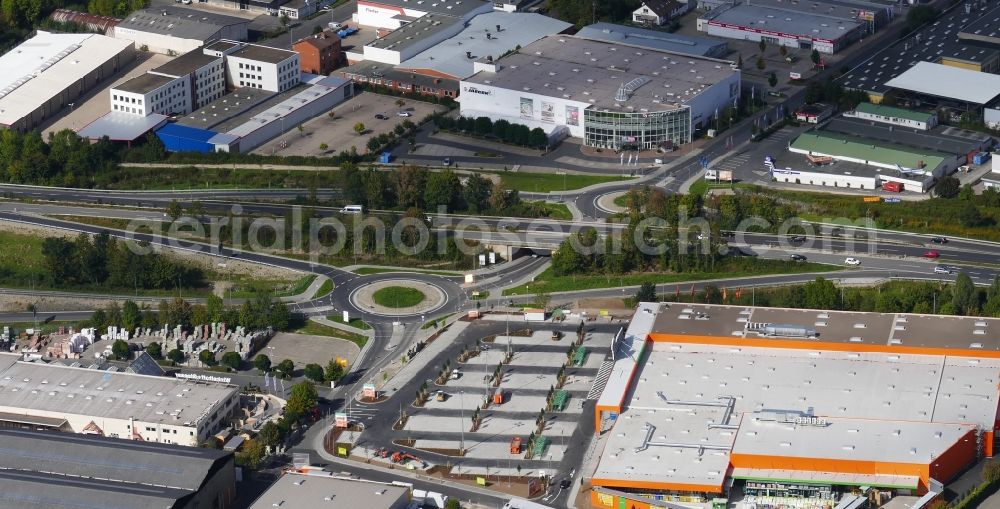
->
[{"left": 745, "top": 322, "right": 817, "bottom": 338}]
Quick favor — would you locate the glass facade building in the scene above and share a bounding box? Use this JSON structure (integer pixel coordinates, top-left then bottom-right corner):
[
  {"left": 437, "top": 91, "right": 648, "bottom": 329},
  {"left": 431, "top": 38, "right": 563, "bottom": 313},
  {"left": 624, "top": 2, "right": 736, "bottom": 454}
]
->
[{"left": 583, "top": 107, "right": 691, "bottom": 150}]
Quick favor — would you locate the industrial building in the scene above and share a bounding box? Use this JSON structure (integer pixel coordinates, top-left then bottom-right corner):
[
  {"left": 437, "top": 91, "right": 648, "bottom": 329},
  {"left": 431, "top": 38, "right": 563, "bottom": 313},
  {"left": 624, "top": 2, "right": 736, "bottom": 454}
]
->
[
  {"left": 0, "top": 353, "right": 239, "bottom": 446},
  {"left": 839, "top": 0, "right": 1000, "bottom": 104},
  {"left": 294, "top": 31, "right": 344, "bottom": 75},
  {"left": 206, "top": 0, "right": 285, "bottom": 15},
  {"left": 49, "top": 8, "right": 120, "bottom": 34},
  {"left": 356, "top": 0, "right": 492, "bottom": 30},
  {"left": 339, "top": 60, "right": 461, "bottom": 97},
  {"left": 844, "top": 102, "right": 938, "bottom": 130},
  {"left": 361, "top": 13, "right": 467, "bottom": 65},
  {"left": 156, "top": 76, "right": 353, "bottom": 153},
  {"left": 696, "top": 0, "right": 865, "bottom": 54},
  {"left": 0, "top": 31, "right": 135, "bottom": 132},
  {"left": 883, "top": 61, "right": 1000, "bottom": 123},
  {"left": 0, "top": 428, "right": 236, "bottom": 509},
  {"left": 459, "top": 35, "right": 740, "bottom": 150},
  {"left": 395, "top": 12, "right": 571, "bottom": 80},
  {"left": 576, "top": 22, "right": 730, "bottom": 59},
  {"left": 590, "top": 303, "right": 1000, "bottom": 509},
  {"left": 113, "top": 6, "right": 249, "bottom": 55},
  {"left": 247, "top": 472, "right": 410, "bottom": 509}
]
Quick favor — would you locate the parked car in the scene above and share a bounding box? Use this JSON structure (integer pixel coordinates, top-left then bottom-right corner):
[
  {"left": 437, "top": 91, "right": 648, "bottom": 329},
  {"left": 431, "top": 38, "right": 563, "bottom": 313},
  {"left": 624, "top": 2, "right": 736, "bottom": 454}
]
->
[
  {"left": 397, "top": 111, "right": 412, "bottom": 117},
  {"left": 560, "top": 479, "right": 572, "bottom": 489},
  {"left": 844, "top": 257, "right": 861, "bottom": 266},
  {"left": 790, "top": 254, "right": 807, "bottom": 261},
  {"left": 443, "top": 157, "right": 452, "bottom": 166},
  {"left": 933, "top": 265, "right": 953, "bottom": 275},
  {"left": 374, "top": 113, "right": 387, "bottom": 120},
  {"left": 328, "top": 21, "right": 343, "bottom": 29},
  {"left": 930, "top": 237, "right": 948, "bottom": 244},
  {"left": 449, "top": 369, "right": 462, "bottom": 380},
  {"left": 923, "top": 250, "right": 940, "bottom": 259}
]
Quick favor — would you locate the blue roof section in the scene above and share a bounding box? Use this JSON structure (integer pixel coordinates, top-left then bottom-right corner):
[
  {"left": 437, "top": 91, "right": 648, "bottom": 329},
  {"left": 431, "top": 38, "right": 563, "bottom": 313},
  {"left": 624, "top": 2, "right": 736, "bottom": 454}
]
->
[
  {"left": 156, "top": 123, "right": 220, "bottom": 153},
  {"left": 576, "top": 22, "right": 729, "bottom": 57}
]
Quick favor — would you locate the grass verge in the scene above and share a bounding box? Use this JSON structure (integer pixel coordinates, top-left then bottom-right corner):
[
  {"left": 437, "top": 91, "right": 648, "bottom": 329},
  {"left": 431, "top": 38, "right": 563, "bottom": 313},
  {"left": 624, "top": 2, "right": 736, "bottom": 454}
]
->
[
  {"left": 502, "top": 261, "right": 840, "bottom": 296},
  {"left": 326, "top": 316, "right": 372, "bottom": 330},
  {"left": 291, "top": 320, "right": 368, "bottom": 349},
  {"left": 492, "top": 172, "right": 632, "bottom": 193},
  {"left": 421, "top": 313, "right": 454, "bottom": 329},
  {"left": 313, "top": 279, "right": 334, "bottom": 299},
  {"left": 532, "top": 202, "right": 573, "bottom": 220}
]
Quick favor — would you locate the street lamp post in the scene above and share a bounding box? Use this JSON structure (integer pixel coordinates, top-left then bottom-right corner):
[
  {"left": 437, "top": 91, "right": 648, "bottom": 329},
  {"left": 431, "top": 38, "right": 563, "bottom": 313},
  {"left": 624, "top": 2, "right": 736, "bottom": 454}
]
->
[{"left": 459, "top": 390, "right": 466, "bottom": 454}]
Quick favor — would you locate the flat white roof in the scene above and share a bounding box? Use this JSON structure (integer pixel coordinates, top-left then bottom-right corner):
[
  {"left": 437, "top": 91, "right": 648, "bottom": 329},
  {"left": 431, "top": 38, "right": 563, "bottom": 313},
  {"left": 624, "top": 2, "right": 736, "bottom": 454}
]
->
[
  {"left": 885, "top": 61, "right": 1000, "bottom": 105},
  {"left": 594, "top": 337, "right": 1000, "bottom": 488},
  {"left": 596, "top": 302, "right": 657, "bottom": 410},
  {"left": 226, "top": 77, "right": 347, "bottom": 137},
  {"left": 0, "top": 359, "right": 237, "bottom": 427},
  {"left": 732, "top": 415, "right": 973, "bottom": 465},
  {"left": 0, "top": 31, "right": 131, "bottom": 127}
]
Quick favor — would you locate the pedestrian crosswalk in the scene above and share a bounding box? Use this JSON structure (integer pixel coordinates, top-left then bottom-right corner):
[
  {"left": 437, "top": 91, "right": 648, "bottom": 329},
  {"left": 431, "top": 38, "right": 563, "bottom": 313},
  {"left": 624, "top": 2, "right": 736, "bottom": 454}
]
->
[
  {"left": 587, "top": 359, "right": 615, "bottom": 400},
  {"left": 767, "top": 129, "right": 795, "bottom": 144},
  {"left": 712, "top": 152, "right": 751, "bottom": 173}
]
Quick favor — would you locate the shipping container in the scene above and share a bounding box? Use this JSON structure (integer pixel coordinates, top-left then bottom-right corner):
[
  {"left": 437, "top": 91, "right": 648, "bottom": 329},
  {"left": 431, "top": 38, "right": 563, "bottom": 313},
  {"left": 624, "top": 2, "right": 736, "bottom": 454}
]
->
[
  {"left": 510, "top": 436, "right": 522, "bottom": 454},
  {"left": 968, "top": 150, "right": 980, "bottom": 165}
]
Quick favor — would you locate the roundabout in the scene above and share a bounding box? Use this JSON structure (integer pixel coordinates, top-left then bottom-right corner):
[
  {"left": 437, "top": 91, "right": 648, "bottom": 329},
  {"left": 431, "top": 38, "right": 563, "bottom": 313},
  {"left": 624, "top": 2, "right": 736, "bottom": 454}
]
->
[{"left": 349, "top": 278, "right": 451, "bottom": 317}]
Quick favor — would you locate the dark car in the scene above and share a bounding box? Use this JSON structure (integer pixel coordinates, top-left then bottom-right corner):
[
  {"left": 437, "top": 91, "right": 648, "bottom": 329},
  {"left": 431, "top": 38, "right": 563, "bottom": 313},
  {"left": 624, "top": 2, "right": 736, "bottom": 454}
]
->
[
  {"left": 931, "top": 237, "right": 948, "bottom": 244},
  {"left": 789, "top": 235, "right": 807, "bottom": 242},
  {"left": 375, "top": 113, "right": 387, "bottom": 120},
  {"left": 790, "top": 254, "right": 807, "bottom": 261},
  {"left": 560, "top": 479, "right": 571, "bottom": 489}
]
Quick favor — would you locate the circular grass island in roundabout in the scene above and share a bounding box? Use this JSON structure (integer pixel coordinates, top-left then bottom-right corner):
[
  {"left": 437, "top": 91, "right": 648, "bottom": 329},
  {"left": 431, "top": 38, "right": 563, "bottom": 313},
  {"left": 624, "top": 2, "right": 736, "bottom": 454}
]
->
[{"left": 372, "top": 286, "right": 427, "bottom": 308}]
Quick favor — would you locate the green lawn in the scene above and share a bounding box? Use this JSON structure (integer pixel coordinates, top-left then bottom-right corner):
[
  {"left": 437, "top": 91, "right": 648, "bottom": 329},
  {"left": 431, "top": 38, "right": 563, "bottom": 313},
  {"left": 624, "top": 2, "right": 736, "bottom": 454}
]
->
[
  {"left": 313, "top": 279, "right": 334, "bottom": 299},
  {"left": 373, "top": 286, "right": 426, "bottom": 308},
  {"left": 492, "top": 172, "right": 633, "bottom": 193},
  {"left": 353, "top": 267, "right": 460, "bottom": 276},
  {"left": 532, "top": 202, "right": 573, "bottom": 220},
  {"left": 420, "top": 313, "right": 454, "bottom": 329},
  {"left": 502, "top": 261, "right": 840, "bottom": 295},
  {"left": 228, "top": 274, "right": 316, "bottom": 299},
  {"left": 326, "top": 316, "right": 372, "bottom": 330},
  {"left": 470, "top": 290, "right": 490, "bottom": 300},
  {"left": 291, "top": 320, "right": 368, "bottom": 349}
]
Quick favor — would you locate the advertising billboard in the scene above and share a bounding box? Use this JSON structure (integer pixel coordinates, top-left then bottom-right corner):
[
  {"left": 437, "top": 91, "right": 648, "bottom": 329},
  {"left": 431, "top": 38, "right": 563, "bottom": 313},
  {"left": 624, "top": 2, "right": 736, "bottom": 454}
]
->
[
  {"left": 520, "top": 97, "right": 534, "bottom": 119},
  {"left": 566, "top": 105, "right": 579, "bottom": 126},
  {"left": 541, "top": 101, "right": 554, "bottom": 123}
]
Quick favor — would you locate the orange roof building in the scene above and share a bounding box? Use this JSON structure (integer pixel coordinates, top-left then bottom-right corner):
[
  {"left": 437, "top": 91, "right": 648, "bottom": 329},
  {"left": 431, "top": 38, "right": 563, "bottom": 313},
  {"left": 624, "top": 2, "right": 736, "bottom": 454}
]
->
[
  {"left": 293, "top": 31, "right": 342, "bottom": 76},
  {"left": 590, "top": 303, "right": 1000, "bottom": 509}
]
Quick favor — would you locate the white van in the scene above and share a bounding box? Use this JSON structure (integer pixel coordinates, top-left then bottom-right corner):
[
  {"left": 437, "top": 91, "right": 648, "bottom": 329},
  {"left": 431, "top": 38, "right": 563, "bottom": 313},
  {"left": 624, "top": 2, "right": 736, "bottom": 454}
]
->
[{"left": 341, "top": 205, "right": 363, "bottom": 214}]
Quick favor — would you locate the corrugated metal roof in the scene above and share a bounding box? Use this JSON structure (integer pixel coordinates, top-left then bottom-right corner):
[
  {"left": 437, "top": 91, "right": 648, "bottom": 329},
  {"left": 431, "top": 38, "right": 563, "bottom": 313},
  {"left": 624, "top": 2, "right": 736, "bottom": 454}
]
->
[{"left": 885, "top": 61, "right": 1000, "bottom": 105}]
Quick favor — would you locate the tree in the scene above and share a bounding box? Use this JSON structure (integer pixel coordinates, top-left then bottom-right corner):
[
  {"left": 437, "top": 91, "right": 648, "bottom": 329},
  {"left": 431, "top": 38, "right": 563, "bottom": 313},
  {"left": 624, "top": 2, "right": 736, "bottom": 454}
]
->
[
  {"left": 952, "top": 272, "right": 977, "bottom": 315},
  {"left": 935, "top": 176, "right": 960, "bottom": 198},
  {"left": 463, "top": 173, "right": 491, "bottom": 214},
  {"left": 122, "top": 300, "right": 141, "bottom": 332},
  {"left": 529, "top": 128, "right": 548, "bottom": 149},
  {"left": 475, "top": 116, "right": 493, "bottom": 136},
  {"left": 366, "top": 137, "right": 381, "bottom": 153},
  {"left": 254, "top": 354, "right": 272, "bottom": 372},
  {"left": 285, "top": 381, "right": 318, "bottom": 419},
  {"left": 551, "top": 239, "right": 586, "bottom": 276},
  {"left": 221, "top": 352, "right": 242, "bottom": 371},
  {"left": 803, "top": 277, "right": 838, "bottom": 309},
  {"left": 353, "top": 122, "right": 366, "bottom": 135},
  {"left": 206, "top": 294, "right": 224, "bottom": 323},
  {"left": 146, "top": 342, "right": 162, "bottom": 359},
  {"left": 324, "top": 358, "right": 345, "bottom": 382},
  {"left": 959, "top": 202, "right": 985, "bottom": 227},
  {"left": 319, "top": 143, "right": 328, "bottom": 151},
  {"left": 167, "top": 349, "right": 184, "bottom": 364},
  {"left": 236, "top": 438, "right": 266, "bottom": 469},
  {"left": 810, "top": 48, "right": 821, "bottom": 65},
  {"left": 199, "top": 349, "right": 217, "bottom": 366},
  {"left": 269, "top": 301, "right": 291, "bottom": 331},
  {"left": 392, "top": 165, "right": 428, "bottom": 209},
  {"left": 768, "top": 72, "right": 778, "bottom": 88},
  {"left": 756, "top": 56, "right": 766, "bottom": 70},
  {"left": 425, "top": 169, "right": 463, "bottom": 211},
  {"left": 279, "top": 13, "right": 290, "bottom": 26},
  {"left": 758, "top": 39, "right": 766, "bottom": 52},
  {"left": 166, "top": 199, "right": 183, "bottom": 221},
  {"left": 959, "top": 183, "right": 975, "bottom": 201},
  {"left": 276, "top": 358, "right": 295, "bottom": 378},
  {"left": 445, "top": 499, "right": 461, "bottom": 509},
  {"left": 111, "top": 339, "right": 130, "bottom": 360},
  {"left": 259, "top": 421, "right": 282, "bottom": 448},
  {"left": 635, "top": 282, "right": 657, "bottom": 303},
  {"left": 304, "top": 363, "right": 325, "bottom": 382}
]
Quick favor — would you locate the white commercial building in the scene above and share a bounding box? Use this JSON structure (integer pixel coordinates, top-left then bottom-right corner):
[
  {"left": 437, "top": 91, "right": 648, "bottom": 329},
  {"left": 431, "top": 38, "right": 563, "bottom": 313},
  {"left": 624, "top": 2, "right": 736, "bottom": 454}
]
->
[
  {"left": 112, "top": 73, "right": 192, "bottom": 117},
  {"left": 362, "top": 13, "right": 466, "bottom": 65},
  {"left": 150, "top": 50, "right": 227, "bottom": 110},
  {"left": 113, "top": 6, "right": 249, "bottom": 55},
  {"left": 0, "top": 31, "right": 135, "bottom": 131},
  {"left": 356, "top": 0, "right": 492, "bottom": 30},
  {"left": 696, "top": 2, "right": 864, "bottom": 54},
  {"left": 225, "top": 44, "right": 301, "bottom": 93},
  {"left": 0, "top": 354, "right": 239, "bottom": 447},
  {"left": 460, "top": 35, "right": 740, "bottom": 150}
]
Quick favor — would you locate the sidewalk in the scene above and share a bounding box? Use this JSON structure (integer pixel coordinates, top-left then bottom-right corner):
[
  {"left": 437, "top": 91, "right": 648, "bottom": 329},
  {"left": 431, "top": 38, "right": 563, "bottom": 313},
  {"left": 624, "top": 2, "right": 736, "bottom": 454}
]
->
[
  {"left": 370, "top": 321, "right": 470, "bottom": 395},
  {"left": 279, "top": 274, "right": 330, "bottom": 304}
]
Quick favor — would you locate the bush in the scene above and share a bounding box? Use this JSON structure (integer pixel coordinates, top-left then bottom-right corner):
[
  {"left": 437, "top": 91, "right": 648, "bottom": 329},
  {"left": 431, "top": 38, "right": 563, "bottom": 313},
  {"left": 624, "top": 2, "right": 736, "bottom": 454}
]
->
[{"left": 304, "top": 363, "right": 325, "bottom": 382}]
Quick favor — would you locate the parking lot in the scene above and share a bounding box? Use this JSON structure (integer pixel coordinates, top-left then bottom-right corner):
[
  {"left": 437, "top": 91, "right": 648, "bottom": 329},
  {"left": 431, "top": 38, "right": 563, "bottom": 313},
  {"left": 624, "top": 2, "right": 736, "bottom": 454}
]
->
[
  {"left": 401, "top": 329, "right": 613, "bottom": 466},
  {"left": 251, "top": 91, "right": 447, "bottom": 157}
]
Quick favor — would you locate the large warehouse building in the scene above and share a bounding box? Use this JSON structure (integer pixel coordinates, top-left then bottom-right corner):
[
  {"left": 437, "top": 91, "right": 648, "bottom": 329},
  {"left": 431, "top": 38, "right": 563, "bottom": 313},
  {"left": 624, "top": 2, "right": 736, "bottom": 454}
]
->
[
  {"left": 113, "top": 6, "right": 249, "bottom": 55},
  {"left": 0, "top": 353, "right": 239, "bottom": 446},
  {"left": 576, "top": 22, "right": 730, "bottom": 59},
  {"left": 0, "top": 31, "right": 134, "bottom": 132},
  {"left": 590, "top": 303, "right": 1000, "bottom": 509},
  {"left": 459, "top": 35, "right": 741, "bottom": 150},
  {"left": 0, "top": 429, "right": 236, "bottom": 509},
  {"left": 696, "top": 0, "right": 865, "bottom": 54},
  {"left": 356, "top": 0, "right": 492, "bottom": 30}
]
